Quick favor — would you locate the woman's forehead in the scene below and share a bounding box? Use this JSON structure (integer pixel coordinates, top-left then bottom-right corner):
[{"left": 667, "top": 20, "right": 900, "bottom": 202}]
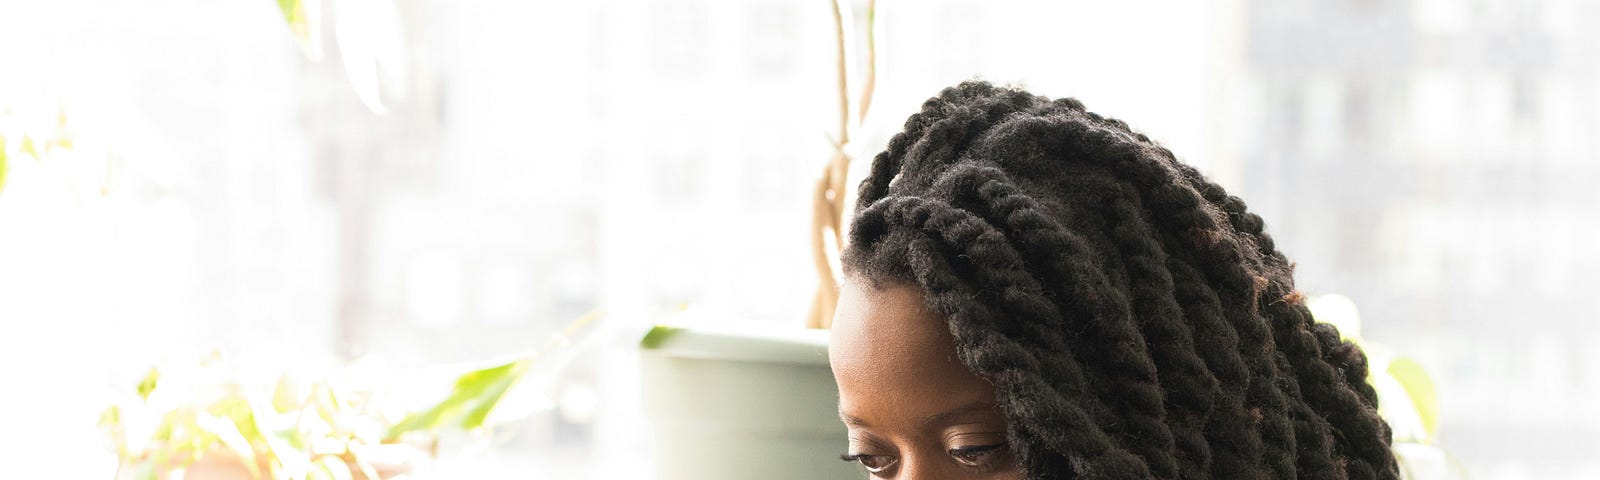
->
[
  {"left": 830, "top": 280, "right": 997, "bottom": 424},
  {"left": 829, "top": 281, "right": 957, "bottom": 372}
]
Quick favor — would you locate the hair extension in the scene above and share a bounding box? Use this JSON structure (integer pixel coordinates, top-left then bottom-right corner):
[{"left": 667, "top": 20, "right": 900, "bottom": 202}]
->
[{"left": 842, "top": 81, "right": 1399, "bottom": 479}]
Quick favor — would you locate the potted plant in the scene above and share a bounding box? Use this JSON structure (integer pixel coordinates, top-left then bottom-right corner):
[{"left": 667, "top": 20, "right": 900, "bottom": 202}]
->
[
  {"left": 634, "top": 2, "right": 882, "bottom": 478},
  {"left": 99, "top": 311, "right": 597, "bottom": 480},
  {"left": 637, "top": 323, "right": 860, "bottom": 480}
]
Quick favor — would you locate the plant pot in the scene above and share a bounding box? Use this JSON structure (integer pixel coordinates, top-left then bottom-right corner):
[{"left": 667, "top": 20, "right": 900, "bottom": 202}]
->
[{"left": 639, "top": 325, "right": 859, "bottom": 480}]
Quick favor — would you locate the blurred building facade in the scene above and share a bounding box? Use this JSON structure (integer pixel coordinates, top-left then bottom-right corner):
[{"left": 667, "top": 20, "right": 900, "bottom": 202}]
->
[{"left": 1233, "top": 0, "right": 1600, "bottom": 477}]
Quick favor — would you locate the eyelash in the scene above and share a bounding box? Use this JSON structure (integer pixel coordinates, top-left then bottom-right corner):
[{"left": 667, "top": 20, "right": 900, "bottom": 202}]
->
[
  {"left": 840, "top": 443, "right": 1008, "bottom": 475},
  {"left": 840, "top": 453, "right": 898, "bottom": 475},
  {"left": 949, "top": 443, "right": 1006, "bottom": 466}
]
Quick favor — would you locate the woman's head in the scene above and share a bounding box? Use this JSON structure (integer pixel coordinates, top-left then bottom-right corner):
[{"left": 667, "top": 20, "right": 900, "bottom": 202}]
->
[
  {"left": 829, "top": 81, "right": 1397, "bottom": 479},
  {"left": 832, "top": 281, "right": 1021, "bottom": 479}
]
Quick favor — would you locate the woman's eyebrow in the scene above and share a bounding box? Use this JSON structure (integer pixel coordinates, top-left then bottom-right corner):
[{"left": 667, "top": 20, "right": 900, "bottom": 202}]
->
[
  {"left": 840, "top": 410, "right": 871, "bottom": 427},
  {"left": 840, "top": 401, "right": 998, "bottom": 428},
  {"left": 919, "top": 400, "right": 998, "bottom": 427}
]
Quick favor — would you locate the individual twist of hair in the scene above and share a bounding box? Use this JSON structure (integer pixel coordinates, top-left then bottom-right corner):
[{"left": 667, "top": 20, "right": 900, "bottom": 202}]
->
[{"left": 841, "top": 81, "right": 1398, "bottom": 480}]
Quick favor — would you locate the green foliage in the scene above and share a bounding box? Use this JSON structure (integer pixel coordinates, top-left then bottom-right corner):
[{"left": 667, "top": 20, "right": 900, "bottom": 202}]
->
[
  {"left": 638, "top": 325, "right": 683, "bottom": 349},
  {"left": 137, "top": 367, "right": 160, "bottom": 401},
  {"left": 100, "top": 356, "right": 401, "bottom": 479},
  {"left": 19, "top": 135, "right": 37, "bottom": 158},
  {"left": 103, "top": 331, "right": 592, "bottom": 477},
  {"left": 1, "top": 134, "right": 8, "bottom": 194},
  {"left": 0, "top": 104, "right": 80, "bottom": 195},
  {"left": 196, "top": 407, "right": 262, "bottom": 479},
  {"left": 101, "top": 313, "right": 601, "bottom": 478},
  {"left": 277, "top": 0, "right": 303, "bottom": 27},
  {"left": 1388, "top": 356, "right": 1439, "bottom": 441},
  {"left": 277, "top": 0, "right": 314, "bottom": 54},
  {"left": 384, "top": 358, "right": 530, "bottom": 441}
]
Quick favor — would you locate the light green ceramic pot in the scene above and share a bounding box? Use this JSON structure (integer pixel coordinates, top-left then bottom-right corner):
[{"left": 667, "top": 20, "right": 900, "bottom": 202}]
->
[{"left": 640, "top": 326, "right": 861, "bottom": 480}]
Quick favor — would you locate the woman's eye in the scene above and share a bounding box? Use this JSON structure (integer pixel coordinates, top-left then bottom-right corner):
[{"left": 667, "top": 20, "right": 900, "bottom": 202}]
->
[
  {"left": 948, "top": 443, "right": 1007, "bottom": 466},
  {"left": 841, "top": 453, "right": 899, "bottom": 474}
]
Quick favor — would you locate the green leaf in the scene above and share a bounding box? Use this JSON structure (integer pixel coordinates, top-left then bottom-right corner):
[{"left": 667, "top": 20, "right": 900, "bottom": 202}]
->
[
  {"left": 153, "top": 410, "right": 178, "bottom": 442},
  {"left": 261, "top": 426, "right": 311, "bottom": 480},
  {"left": 137, "top": 368, "right": 161, "bottom": 401},
  {"left": 2, "top": 134, "right": 10, "bottom": 195},
  {"left": 312, "top": 382, "right": 341, "bottom": 425},
  {"left": 98, "top": 405, "right": 128, "bottom": 458},
  {"left": 98, "top": 405, "right": 121, "bottom": 429},
  {"left": 639, "top": 325, "right": 682, "bottom": 349},
  {"left": 459, "top": 363, "right": 526, "bottom": 429},
  {"left": 1387, "top": 356, "right": 1438, "bottom": 441},
  {"left": 195, "top": 413, "right": 261, "bottom": 479},
  {"left": 278, "top": 0, "right": 310, "bottom": 45},
  {"left": 19, "top": 135, "right": 37, "bottom": 159},
  {"left": 206, "top": 396, "right": 263, "bottom": 440},
  {"left": 18, "top": 135, "right": 37, "bottom": 159},
  {"left": 134, "top": 461, "right": 157, "bottom": 480},
  {"left": 384, "top": 358, "right": 530, "bottom": 440},
  {"left": 272, "top": 374, "right": 303, "bottom": 414},
  {"left": 278, "top": 0, "right": 325, "bottom": 61}
]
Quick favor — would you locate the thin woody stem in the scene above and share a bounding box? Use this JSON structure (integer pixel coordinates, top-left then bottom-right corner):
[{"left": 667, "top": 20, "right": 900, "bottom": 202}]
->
[
  {"left": 830, "top": 0, "right": 852, "bottom": 145},
  {"left": 811, "top": 0, "right": 881, "bottom": 328},
  {"left": 857, "top": 0, "right": 877, "bottom": 124}
]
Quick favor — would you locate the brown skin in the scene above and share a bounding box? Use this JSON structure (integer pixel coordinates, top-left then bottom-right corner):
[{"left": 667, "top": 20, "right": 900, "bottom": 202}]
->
[{"left": 830, "top": 279, "right": 1024, "bottom": 479}]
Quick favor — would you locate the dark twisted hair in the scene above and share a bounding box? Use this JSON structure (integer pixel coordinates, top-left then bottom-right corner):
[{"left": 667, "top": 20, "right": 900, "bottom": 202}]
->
[{"left": 841, "top": 81, "right": 1397, "bottom": 480}]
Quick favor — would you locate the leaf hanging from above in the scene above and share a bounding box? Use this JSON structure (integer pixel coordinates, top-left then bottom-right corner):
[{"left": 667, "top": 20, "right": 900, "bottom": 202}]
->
[{"left": 277, "top": 0, "right": 325, "bottom": 60}]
